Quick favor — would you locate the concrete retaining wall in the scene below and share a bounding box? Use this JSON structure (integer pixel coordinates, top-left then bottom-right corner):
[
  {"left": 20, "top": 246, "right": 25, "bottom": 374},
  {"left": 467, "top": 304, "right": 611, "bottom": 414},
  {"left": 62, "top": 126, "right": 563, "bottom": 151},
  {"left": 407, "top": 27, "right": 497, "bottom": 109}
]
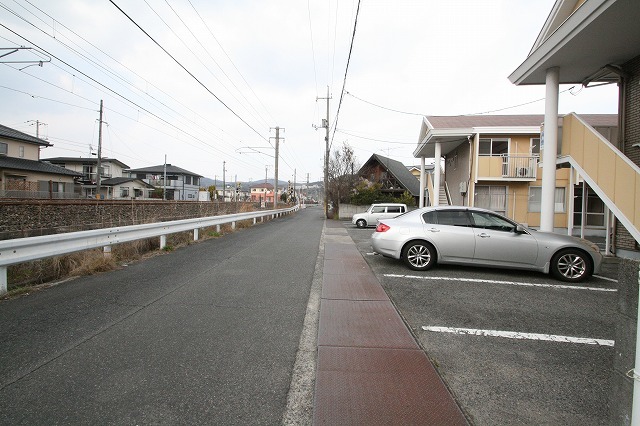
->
[
  {"left": 0, "top": 200, "right": 248, "bottom": 240},
  {"left": 612, "top": 259, "right": 640, "bottom": 425}
]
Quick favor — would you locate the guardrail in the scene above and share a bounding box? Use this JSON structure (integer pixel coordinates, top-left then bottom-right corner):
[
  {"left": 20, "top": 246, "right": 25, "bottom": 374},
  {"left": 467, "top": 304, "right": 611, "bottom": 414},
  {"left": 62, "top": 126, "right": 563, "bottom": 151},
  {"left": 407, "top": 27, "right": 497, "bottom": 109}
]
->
[{"left": 0, "top": 205, "right": 299, "bottom": 295}]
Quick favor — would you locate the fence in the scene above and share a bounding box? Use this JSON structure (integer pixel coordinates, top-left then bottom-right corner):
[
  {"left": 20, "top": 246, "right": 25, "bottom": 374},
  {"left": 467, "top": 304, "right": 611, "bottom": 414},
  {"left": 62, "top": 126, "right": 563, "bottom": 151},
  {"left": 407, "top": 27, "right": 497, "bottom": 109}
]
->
[{"left": 0, "top": 205, "right": 299, "bottom": 294}]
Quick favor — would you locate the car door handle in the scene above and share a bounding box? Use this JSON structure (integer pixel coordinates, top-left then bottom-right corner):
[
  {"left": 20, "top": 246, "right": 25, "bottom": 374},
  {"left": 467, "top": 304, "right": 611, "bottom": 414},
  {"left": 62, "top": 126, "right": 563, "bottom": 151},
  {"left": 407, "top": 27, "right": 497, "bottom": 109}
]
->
[
  {"left": 427, "top": 228, "right": 440, "bottom": 232},
  {"left": 478, "top": 233, "right": 490, "bottom": 238}
]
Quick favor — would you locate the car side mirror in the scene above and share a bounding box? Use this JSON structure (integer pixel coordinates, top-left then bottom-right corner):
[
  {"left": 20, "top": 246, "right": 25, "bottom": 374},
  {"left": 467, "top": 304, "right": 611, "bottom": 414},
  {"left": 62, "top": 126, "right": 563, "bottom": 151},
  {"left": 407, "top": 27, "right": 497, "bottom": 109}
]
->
[{"left": 515, "top": 225, "right": 526, "bottom": 234}]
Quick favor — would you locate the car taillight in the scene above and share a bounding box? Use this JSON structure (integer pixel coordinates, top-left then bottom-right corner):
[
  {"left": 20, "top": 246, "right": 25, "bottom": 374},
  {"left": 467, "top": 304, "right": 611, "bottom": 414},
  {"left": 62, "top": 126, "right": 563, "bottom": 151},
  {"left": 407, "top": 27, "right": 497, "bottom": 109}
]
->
[{"left": 375, "top": 223, "right": 390, "bottom": 232}]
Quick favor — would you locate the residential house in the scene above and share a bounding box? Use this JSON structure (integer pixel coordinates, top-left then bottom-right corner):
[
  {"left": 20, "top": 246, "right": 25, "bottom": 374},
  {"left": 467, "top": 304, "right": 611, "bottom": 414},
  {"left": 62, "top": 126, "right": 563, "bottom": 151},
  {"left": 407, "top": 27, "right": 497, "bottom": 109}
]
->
[
  {"left": 415, "top": 114, "right": 617, "bottom": 241},
  {"left": 250, "top": 182, "right": 274, "bottom": 205},
  {"left": 43, "top": 157, "right": 136, "bottom": 198},
  {"left": 100, "top": 177, "right": 155, "bottom": 200},
  {"left": 508, "top": 0, "right": 640, "bottom": 259},
  {"left": 357, "top": 154, "right": 421, "bottom": 204},
  {"left": 126, "top": 164, "right": 202, "bottom": 201},
  {"left": 0, "top": 124, "right": 81, "bottom": 198}
]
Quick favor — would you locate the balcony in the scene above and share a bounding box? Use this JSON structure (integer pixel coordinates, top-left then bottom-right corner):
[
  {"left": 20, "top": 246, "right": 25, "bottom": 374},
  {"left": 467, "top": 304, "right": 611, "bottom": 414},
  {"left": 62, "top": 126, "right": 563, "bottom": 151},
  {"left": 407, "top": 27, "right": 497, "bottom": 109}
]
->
[{"left": 478, "top": 155, "right": 538, "bottom": 180}]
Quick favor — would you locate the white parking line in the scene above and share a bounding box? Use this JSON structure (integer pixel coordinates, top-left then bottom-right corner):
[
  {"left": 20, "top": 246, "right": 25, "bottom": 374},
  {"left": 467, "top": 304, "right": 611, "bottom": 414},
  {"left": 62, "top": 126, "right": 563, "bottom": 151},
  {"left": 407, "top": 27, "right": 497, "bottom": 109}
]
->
[
  {"left": 384, "top": 274, "right": 616, "bottom": 292},
  {"left": 422, "top": 326, "right": 614, "bottom": 347}
]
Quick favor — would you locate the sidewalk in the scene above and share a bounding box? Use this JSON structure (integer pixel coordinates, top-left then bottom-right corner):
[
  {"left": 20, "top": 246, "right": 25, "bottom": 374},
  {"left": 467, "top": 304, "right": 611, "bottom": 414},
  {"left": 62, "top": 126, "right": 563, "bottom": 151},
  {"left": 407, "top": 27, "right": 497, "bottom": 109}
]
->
[{"left": 313, "top": 221, "right": 468, "bottom": 425}]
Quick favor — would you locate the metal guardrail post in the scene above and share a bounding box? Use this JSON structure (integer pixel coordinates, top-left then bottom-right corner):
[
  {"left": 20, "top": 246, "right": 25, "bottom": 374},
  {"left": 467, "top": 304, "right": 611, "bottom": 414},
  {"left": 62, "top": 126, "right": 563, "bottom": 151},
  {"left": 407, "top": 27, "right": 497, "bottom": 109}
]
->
[{"left": 1, "top": 267, "right": 6, "bottom": 295}]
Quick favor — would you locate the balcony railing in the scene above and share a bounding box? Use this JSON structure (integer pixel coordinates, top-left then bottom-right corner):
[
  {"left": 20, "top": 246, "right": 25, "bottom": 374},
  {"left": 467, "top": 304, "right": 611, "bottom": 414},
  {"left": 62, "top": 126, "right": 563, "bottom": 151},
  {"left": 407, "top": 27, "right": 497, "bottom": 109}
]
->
[{"left": 501, "top": 155, "right": 538, "bottom": 178}]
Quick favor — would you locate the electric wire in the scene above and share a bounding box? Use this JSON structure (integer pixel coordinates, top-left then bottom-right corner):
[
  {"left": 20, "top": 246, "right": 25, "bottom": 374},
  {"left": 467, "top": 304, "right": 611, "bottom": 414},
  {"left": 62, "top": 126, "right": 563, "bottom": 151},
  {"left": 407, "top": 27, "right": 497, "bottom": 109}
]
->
[
  {"left": 141, "top": 0, "right": 269, "bottom": 131},
  {"left": 16, "top": 0, "right": 239, "bottom": 145},
  {"left": 185, "top": 0, "right": 277, "bottom": 125},
  {"left": 329, "top": 0, "right": 360, "bottom": 150},
  {"left": 162, "top": 0, "right": 271, "bottom": 129},
  {"left": 108, "top": 0, "right": 270, "bottom": 145}
]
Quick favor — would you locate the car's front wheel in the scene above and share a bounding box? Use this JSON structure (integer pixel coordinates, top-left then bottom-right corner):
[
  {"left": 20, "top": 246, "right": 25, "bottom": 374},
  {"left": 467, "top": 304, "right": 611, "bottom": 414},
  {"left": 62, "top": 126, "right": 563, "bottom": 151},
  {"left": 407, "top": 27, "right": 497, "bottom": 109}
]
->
[
  {"left": 550, "top": 248, "right": 592, "bottom": 282},
  {"left": 402, "top": 241, "right": 436, "bottom": 271},
  {"left": 356, "top": 219, "right": 367, "bottom": 228}
]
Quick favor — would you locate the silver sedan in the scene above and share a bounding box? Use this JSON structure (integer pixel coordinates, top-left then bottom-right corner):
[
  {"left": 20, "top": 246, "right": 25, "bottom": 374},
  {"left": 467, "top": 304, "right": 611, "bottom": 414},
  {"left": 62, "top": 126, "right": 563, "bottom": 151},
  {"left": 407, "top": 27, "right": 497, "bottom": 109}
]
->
[{"left": 371, "top": 206, "right": 602, "bottom": 282}]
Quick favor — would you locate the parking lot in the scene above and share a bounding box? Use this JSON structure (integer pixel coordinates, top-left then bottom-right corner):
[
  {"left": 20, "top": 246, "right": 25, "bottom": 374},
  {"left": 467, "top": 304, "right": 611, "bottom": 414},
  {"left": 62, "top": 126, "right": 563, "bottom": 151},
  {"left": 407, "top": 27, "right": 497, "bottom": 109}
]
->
[{"left": 345, "top": 224, "right": 618, "bottom": 425}]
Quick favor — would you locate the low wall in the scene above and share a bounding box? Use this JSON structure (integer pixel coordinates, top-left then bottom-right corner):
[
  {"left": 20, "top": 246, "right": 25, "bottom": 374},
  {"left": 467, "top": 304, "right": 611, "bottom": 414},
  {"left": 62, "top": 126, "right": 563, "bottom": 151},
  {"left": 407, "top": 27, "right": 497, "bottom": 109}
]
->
[
  {"left": 0, "top": 200, "right": 252, "bottom": 240},
  {"left": 338, "top": 204, "right": 370, "bottom": 221},
  {"left": 612, "top": 259, "right": 640, "bottom": 425}
]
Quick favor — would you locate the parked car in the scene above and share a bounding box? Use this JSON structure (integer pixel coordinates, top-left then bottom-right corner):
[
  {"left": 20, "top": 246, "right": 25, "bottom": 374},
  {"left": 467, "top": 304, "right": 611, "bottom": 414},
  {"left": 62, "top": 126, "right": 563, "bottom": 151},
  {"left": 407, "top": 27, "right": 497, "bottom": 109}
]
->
[
  {"left": 371, "top": 206, "right": 602, "bottom": 282},
  {"left": 352, "top": 203, "right": 408, "bottom": 228}
]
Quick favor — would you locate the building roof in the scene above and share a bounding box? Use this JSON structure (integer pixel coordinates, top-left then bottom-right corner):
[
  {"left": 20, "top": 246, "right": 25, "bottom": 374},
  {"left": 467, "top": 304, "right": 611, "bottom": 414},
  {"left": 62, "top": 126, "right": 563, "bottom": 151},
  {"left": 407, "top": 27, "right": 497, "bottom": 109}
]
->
[
  {"left": 126, "top": 164, "right": 203, "bottom": 177},
  {"left": 44, "top": 157, "right": 130, "bottom": 169},
  {"left": 0, "top": 123, "right": 52, "bottom": 147},
  {"left": 101, "top": 177, "right": 155, "bottom": 187},
  {"left": 415, "top": 113, "right": 618, "bottom": 157},
  {"left": 251, "top": 182, "right": 274, "bottom": 189},
  {"left": 360, "top": 154, "right": 420, "bottom": 196},
  {"left": 0, "top": 156, "right": 82, "bottom": 177},
  {"left": 510, "top": 0, "right": 640, "bottom": 85}
]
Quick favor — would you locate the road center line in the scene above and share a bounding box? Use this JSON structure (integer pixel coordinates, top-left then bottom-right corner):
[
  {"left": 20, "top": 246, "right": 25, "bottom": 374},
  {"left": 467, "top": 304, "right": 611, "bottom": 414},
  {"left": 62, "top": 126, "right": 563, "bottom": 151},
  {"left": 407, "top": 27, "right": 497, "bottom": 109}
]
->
[
  {"left": 422, "top": 326, "right": 614, "bottom": 347},
  {"left": 384, "top": 274, "right": 616, "bottom": 292}
]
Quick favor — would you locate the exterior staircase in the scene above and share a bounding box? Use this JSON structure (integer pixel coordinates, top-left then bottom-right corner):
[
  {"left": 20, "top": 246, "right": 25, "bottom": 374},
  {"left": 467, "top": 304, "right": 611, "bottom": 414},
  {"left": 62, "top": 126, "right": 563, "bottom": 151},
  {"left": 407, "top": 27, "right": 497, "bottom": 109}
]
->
[{"left": 558, "top": 113, "right": 640, "bottom": 246}]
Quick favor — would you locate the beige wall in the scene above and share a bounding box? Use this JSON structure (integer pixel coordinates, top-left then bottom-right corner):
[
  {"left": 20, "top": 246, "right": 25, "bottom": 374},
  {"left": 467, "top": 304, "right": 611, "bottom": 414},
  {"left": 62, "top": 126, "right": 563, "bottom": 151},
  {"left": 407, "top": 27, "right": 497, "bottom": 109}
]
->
[{"left": 1, "top": 139, "right": 41, "bottom": 161}]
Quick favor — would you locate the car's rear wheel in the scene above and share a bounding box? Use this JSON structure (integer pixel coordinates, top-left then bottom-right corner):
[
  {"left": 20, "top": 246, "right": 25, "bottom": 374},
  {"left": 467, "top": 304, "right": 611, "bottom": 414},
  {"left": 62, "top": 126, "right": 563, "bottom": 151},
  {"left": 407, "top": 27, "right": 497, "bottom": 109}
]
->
[
  {"left": 402, "top": 241, "right": 436, "bottom": 271},
  {"left": 356, "top": 219, "right": 367, "bottom": 228},
  {"left": 550, "top": 248, "right": 592, "bottom": 282}
]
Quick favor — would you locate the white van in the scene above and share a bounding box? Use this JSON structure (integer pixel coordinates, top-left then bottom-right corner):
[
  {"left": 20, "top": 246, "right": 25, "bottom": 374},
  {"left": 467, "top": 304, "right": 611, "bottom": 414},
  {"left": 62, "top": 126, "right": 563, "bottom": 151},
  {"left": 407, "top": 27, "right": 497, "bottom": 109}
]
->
[{"left": 351, "top": 203, "right": 408, "bottom": 228}]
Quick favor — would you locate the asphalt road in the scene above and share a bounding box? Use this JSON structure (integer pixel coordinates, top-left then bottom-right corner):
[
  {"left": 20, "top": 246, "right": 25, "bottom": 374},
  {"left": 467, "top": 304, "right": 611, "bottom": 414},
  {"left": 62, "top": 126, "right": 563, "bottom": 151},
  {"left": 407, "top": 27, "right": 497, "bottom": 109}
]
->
[
  {"left": 346, "top": 224, "right": 618, "bottom": 425},
  {"left": 0, "top": 206, "right": 325, "bottom": 425}
]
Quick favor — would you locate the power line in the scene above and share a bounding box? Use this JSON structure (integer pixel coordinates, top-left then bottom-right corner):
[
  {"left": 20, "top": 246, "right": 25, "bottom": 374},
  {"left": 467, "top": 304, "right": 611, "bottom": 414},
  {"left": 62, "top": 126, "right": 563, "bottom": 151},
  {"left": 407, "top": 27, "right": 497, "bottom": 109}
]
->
[
  {"left": 329, "top": 0, "right": 361, "bottom": 150},
  {"left": 345, "top": 86, "right": 577, "bottom": 117},
  {"left": 185, "top": 0, "right": 277, "bottom": 125},
  {"left": 108, "top": 0, "right": 270, "bottom": 145},
  {"left": 15, "top": 0, "right": 238, "bottom": 145}
]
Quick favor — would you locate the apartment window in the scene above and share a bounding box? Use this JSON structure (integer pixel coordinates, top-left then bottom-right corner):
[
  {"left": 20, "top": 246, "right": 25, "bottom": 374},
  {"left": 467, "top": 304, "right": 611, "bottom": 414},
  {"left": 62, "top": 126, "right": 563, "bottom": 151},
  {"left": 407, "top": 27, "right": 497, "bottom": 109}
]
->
[
  {"left": 19, "top": 146, "right": 24, "bottom": 158},
  {"left": 51, "top": 182, "right": 65, "bottom": 193},
  {"left": 531, "top": 138, "right": 540, "bottom": 155},
  {"left": 120, "top": 187, "right": 130, "bottom": 197},
  {"left": 185, "top": 175, "right": 192, "bottom": 185},
  {"left": 475, "top": 185, "right": 507, "bottom": 214},
  {"left": 479, "top": 138, "right": 508, "bottom": 156},
  {"left": 0, "top": 142, "right": 7, "bottom": 155},
  {"left": 528, "top": 186, "right": 566, "bottom": 213}
]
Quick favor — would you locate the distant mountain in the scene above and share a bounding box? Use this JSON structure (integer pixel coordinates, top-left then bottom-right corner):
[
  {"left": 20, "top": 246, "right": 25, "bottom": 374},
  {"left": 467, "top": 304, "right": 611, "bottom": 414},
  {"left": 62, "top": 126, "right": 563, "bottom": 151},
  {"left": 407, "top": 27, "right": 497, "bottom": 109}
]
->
[{"left": 199, "top": 178, "right": 290, "bottom": 190}]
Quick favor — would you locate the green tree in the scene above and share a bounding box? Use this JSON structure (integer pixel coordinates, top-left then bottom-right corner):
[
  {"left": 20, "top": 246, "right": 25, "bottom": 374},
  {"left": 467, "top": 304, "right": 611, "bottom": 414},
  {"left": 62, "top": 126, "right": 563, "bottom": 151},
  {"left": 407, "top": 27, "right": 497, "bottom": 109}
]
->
[{"left": 207, "top": 185, "right": 217, "bottom": 200}]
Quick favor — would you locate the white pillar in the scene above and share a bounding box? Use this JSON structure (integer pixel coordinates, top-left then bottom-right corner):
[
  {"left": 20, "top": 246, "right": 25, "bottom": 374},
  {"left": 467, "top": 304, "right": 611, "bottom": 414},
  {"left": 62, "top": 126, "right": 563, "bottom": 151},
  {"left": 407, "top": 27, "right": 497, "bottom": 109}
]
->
[
  {"left": 433, "top": 143, "right": 442, "bottom": 206},
  {"left": 160, "top": 235, "right": 167, "bottom": 249},
  {"left": 194, "top": 228, "right": 199, "bottom": 241},
  {"left": 540, "top": 67, "right": 559, "bottom": 232},
  {"left": 419, "top": 157, "right": 426, "bottom": 208},
  {"left": 567, "top": 167, "right": 575, "bottom": 236}
]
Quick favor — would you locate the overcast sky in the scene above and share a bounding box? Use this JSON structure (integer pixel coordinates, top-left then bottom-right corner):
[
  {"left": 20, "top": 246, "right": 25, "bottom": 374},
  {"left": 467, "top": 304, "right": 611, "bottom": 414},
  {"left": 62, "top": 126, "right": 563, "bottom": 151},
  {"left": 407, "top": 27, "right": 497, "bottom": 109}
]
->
[{"left": 0, "top": 0, "right": 619, "bottom": 184}]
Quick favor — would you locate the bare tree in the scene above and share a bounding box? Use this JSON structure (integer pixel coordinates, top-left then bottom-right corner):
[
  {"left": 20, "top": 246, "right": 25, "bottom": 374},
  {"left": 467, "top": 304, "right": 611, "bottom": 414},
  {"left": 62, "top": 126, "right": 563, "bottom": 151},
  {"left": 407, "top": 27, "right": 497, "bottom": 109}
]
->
[{"left": 327, "top": 142, "right": 359, "bottom": 218}]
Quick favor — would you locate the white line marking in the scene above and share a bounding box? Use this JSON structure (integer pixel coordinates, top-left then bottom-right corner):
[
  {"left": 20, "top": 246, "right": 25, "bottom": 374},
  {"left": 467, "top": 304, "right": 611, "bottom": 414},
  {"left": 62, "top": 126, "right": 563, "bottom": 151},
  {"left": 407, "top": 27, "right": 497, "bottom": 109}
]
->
[
  {"left": 384, "top": 274, "right": 616, "bottom": 292},
  {"left": 422, "top": 326, "right": 614, "bottom": 347},
  {"left": 593, "top": 274, "right": 618, "bottom": 283}
]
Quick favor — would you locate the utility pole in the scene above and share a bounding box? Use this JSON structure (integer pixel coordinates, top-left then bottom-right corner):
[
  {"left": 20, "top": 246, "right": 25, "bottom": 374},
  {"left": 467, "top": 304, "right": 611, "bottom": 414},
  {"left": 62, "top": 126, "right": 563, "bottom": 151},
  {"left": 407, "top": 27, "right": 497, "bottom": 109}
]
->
[
  {"left": 163, "top": 155, "right": 167, "bottom": 201},
  {"left": 270, "top": 127, "right": 284, "bottom": 209},
  {"left": 222, "top": 161, "right": 226, "bottom": 203},
  {"left": 317, "top": 86, "right": 331, "bottom": 218},
  {"left": 293, "top": 168, "right": 297, "bottom": 204},
  {"left": 96, "top": 100, "right": 104, "bottom": 199},
  {"left": 27, "top": 120, "right": 47, "bottom": 139}
]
